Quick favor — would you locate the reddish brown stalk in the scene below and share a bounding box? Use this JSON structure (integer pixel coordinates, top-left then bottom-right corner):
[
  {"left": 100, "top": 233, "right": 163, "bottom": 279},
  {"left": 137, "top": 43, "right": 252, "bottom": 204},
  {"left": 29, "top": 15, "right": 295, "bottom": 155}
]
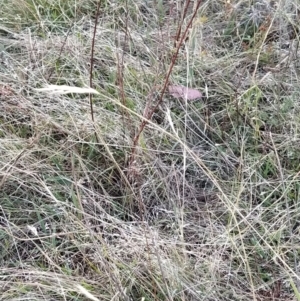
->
[
  {"left": 128, "top": 0, "right": 203, "bottom": 171},
  {"left": 173, "top": 0, "right": 192, "bottom": 48},
  {"left": 89, "top": 1, "right": 102, "bottom": 143}
]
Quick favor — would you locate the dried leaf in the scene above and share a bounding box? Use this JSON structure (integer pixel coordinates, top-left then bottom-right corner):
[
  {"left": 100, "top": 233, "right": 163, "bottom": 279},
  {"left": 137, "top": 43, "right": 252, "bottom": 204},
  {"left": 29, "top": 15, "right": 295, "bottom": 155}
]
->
[
  {"left": 76, "top": 285, "right": 100, "bottom": 301},
  {"left": 199, "top": 15, "right": 208, "bottom": 24},
  {"left": 168, "top": 85, "right": 202, "bottom": 101},
  {"left": 27, "top": 225, "right": 38, "bottom": 236}
]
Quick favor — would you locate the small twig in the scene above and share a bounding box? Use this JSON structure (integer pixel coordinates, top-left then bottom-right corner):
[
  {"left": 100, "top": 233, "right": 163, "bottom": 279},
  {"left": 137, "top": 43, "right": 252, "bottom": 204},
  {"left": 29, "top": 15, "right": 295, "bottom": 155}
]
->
[
  {"left": 89, "top": 1, "right": 102, "bottom": 143},
  {"left": 47, "top": 23, "right": 74, "bottom": 81},
  {"left": 173, "top": 0, "right": 192, "bottom": 48}
]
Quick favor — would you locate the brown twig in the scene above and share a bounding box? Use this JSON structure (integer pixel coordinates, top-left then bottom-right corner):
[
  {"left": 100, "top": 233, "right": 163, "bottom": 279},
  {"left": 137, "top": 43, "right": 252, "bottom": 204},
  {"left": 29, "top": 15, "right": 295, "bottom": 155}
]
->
[
  {"left": 128, "top": 0, "right": 203, "bottom": 170},
  {"left": 173, "top": 0, "right": 192, "bottom": 48},
  {"left": 47, "top": 23, "right": 74, "bottom": 81},
  {"left": 89, "top": 0, "right": 102, "bottom": 144}
]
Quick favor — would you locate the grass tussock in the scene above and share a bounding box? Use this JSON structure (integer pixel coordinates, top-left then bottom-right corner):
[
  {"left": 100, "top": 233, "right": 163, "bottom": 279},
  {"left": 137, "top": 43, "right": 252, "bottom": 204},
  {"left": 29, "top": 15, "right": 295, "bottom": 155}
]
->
[{"left": 0, "top": 0, "right": 300, "bottom": 300}]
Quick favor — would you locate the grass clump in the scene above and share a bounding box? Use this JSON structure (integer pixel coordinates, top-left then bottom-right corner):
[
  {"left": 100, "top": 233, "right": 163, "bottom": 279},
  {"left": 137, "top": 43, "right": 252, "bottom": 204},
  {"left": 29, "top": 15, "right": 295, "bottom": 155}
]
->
[{"left": 1, "top": 0, "right": 300, "bottom": 300}]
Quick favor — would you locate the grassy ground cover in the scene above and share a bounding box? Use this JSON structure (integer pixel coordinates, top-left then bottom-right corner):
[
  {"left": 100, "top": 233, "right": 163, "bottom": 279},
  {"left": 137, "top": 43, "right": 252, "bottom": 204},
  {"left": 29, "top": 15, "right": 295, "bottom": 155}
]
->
[{"left": 0, "top": 0, "right": 300, "bottom": 300}]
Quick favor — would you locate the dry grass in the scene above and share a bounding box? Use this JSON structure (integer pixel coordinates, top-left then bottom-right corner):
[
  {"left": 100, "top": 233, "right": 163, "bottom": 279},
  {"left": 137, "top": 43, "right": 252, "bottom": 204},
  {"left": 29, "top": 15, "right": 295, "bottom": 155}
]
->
[{"left": 0, "top": 0, "right": 300, "bottom": 300}]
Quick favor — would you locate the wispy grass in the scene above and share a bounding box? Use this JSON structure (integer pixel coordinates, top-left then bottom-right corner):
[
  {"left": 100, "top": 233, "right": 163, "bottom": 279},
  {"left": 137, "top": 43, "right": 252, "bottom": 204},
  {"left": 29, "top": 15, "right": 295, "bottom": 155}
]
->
[{"left": 1, "top": 0, "right": 300, "bottom": 300}]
